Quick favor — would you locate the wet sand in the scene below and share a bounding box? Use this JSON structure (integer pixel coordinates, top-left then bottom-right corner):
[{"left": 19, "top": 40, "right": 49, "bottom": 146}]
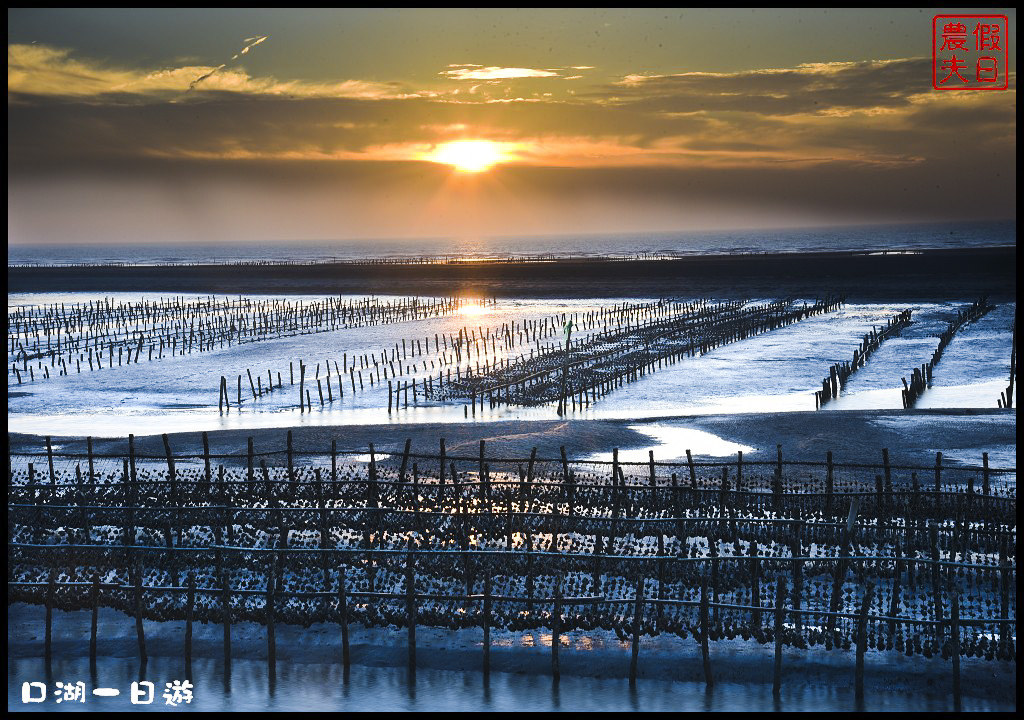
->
[
  {"left": 8, "top": 246, "right": 1016, "bottom": 300},
  {"left": 10, "top": 408, "right": 1016, "bottom": 469}
]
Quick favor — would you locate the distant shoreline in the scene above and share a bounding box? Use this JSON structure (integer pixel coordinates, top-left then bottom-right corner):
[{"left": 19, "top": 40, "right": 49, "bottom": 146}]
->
[{"left": 6, "top": 245, "right": 1016, "bottom": 299}]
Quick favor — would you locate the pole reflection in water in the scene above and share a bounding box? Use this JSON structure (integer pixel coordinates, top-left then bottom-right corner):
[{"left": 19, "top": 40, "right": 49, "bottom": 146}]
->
[{"left": 7, "top": 655, "right": 1012, "bottom": 712}]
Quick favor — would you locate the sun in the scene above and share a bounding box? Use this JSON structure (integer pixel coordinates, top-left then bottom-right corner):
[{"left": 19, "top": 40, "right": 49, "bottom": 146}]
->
[{"left": 427, "top": 140, "right": 507, "bottom": 173}]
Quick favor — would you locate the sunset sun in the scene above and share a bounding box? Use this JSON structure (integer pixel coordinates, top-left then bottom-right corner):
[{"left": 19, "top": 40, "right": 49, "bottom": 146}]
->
[{"left": 427, "top": 140, "right": 507, "bottom": 173}]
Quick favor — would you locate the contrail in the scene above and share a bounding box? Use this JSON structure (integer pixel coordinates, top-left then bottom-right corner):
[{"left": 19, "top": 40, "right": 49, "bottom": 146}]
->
[
  {"left": 186, "top": 35, "right": 268, "bottom": 92},
  {"left": 232, "top": 35, "right": 268, "bottom": 60},
  {"left": 187, "top": 64, "right": 227, "bottom": 92}
]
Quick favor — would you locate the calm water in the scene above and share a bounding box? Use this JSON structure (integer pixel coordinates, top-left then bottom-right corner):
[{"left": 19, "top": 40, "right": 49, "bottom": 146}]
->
[
  {"left": 8, "top": 293, "right": 1015, "bottom": 440},
  {"left": 6, "top": 220, "right": 1015, "bottom": 266},
  {"left": 8, "top": 656, "right": 1006, "bottom": 712}
]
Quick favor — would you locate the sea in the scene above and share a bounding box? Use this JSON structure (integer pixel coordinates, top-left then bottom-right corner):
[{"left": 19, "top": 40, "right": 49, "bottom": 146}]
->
[{"left": 6, "top": 220, "right": 1015, "bottom": 266}]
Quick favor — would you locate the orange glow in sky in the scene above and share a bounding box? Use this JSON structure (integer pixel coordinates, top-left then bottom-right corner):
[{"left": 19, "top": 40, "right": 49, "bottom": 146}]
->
[{"left": 7, "top": 10, "right": 1017, "bottom": 245}]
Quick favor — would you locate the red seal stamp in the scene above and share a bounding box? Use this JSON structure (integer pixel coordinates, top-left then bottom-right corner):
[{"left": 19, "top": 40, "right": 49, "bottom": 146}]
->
[{"left": 933, "top": 14, "right": 1009, "bottom": 90}]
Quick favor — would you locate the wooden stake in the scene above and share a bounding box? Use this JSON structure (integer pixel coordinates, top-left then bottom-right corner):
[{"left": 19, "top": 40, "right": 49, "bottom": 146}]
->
[
  {"left": 773, "top": 576, "right": 786, "bottom": 697},
  {"left": 951, "top": 589, "right": 962, "bottom": 710},
  {"left": 855, "top": 583, "right": 875, "bottom": 705},
  {"left": 185, "top": 573, "right": 194, "bottom": 676},
  {"left": 406, "top": 539, "right": 416, "bottom": 671},
  {"left": 339, "top": 566, "right": 350, "bottom": 669},
  {"left": 482, "top": 576, "right": 491, "bottom": 677},
  {"left": 399, "top": 439, "right": 411, "bottom": 483},
  {"left": 266, "top": 566, "right": 276, "bottom": 673},
  {"left": 217, "top": 550, "right": 231, "bottom": 670},
  {"left": 629, "top": 573, "right": 644, "bottom": 684},
  {"left": 700, "top": 578, "right": 713, "bottom": 687},
  {"left": 133, "top": 559, "right": 147, "bottom": 662},
  {"left": 552, "top": 583, "right": 562, "bottom": 682},
  {"left": 89, "top": 572, "right": 99, "bottom": 668},
  {"left": 44, "top": 571, "right": 54, "bottom": 664}
]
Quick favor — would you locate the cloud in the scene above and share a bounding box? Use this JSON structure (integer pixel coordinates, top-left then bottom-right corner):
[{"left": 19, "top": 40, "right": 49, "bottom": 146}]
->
[
  {"left": 11, "top": 81, "right": 1010, "bottom": 177},
  {"left": 596, "top": 58, "right": 956, "bottom": 115},
  {"left": 7, "top": 43, "right": 425, "bottom": 101},
  {"left": 8, "top": 44, "right": 157, "bottom": 98},
  {"left": 441, "top": 65, "right": 561, "bottom": 80},
  {"left": 7, "top": 44, "right": 1016, "bottom": 234}
]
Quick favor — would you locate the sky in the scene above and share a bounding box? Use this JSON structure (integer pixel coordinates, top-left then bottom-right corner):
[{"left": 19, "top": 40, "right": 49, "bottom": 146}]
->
[{"left": 7, "top": 8, "right": 1018, "bottom": 246}]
